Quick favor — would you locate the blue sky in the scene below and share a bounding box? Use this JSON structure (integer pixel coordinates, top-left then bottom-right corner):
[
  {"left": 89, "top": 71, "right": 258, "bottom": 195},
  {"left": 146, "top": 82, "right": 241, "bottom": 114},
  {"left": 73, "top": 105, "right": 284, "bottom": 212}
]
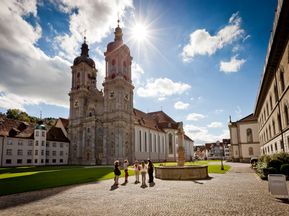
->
[{"left": 0, "top": 0, "right": 277, "bottom": 145}]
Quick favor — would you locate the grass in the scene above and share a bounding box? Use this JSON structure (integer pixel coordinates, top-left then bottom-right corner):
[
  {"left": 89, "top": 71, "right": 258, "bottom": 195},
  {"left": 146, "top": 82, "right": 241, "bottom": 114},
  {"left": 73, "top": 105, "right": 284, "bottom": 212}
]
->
[
  {"left": 0, "top": 166, "right": 134, "bottom": 196},
  {"left": 0, "top": 161, "right": 231, "bottom": 196}
]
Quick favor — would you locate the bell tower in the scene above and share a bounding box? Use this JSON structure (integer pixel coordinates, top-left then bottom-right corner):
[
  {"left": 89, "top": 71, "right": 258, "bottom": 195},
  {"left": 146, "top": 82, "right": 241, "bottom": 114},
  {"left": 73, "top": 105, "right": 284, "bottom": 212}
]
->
[{"left": 102, "top": 20, "right": 134, "bottom": 164}]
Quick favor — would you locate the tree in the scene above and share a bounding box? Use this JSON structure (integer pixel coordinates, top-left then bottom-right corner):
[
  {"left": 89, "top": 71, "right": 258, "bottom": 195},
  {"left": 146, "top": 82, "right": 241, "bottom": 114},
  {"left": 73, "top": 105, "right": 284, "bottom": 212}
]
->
[{"left": 6, "top": 109, "right": 38, "bottom": 123}]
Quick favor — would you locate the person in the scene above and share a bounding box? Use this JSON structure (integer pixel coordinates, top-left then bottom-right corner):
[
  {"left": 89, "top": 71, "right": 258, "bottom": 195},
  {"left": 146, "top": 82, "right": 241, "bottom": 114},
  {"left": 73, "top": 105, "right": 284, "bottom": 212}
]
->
[
  {"left": 140, "top": 161, "right": 147, "bottom": 188},
  {"left": 133, "top": 160, "right": 141, "bottom": 184},
  {"left": 113, "top": 160, "right": 121, "bottom": 186},
  {"left": 123, "top": 159, "right": 129, "bottom": 183},
  {"left": 147, "top": 159, "right": 154, "bottom": 183}
]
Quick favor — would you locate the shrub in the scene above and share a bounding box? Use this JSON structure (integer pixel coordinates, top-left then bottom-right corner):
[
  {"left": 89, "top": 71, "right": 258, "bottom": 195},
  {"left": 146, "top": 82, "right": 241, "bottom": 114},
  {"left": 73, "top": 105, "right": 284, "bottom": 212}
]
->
[
  {"left": 258, "top": 154, "right": 271, "bottom": 164},
  {"left": 272, "top": 152, "right": 289, "bottom": 164},
  {"left": 267, "top": 159, "right": 283, "bottom": 171},
  {"left": 263, "top": 167, "right": 278, "bottom": 177},
  {"left": 280, "top": 164, "right": 289, "bottom": 176}
]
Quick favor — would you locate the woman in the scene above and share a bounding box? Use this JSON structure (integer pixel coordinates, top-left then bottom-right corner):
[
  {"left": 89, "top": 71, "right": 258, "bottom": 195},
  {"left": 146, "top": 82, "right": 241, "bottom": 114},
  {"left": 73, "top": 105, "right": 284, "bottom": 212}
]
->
[
  {"left": 147, "top": 159, "right": 154, "bottom": 183},
  {"left": 140, "top": 161, "right": 147, "bottom": 188}
]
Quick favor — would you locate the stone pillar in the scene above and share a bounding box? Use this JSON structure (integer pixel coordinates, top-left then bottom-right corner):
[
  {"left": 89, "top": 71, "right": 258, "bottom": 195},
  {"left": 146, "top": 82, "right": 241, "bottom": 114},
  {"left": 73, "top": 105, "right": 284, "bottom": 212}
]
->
[{"left": 177, "top": 123, "right": 185, "bottom": 166}]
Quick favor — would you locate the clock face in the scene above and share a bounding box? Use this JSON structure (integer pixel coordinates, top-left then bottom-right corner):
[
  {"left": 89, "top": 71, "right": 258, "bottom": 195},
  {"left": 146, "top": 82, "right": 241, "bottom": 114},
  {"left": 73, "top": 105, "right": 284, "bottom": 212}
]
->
[{"left": 74, "top": 100, "right": 79, "bottom": 108}]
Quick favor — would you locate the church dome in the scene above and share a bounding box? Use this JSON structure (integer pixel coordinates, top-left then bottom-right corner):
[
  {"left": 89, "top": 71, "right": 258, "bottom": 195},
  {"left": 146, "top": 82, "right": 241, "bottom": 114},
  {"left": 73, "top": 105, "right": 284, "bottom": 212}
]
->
[{"left": 73, "top": 38, "right": 95, "bottom": 68}]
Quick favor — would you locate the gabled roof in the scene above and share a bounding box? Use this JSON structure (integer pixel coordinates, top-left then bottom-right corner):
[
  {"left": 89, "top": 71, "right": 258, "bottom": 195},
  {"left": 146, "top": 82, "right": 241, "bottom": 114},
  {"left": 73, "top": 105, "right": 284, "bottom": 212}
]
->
[
  {"left": 147, "top": 111, "right": 176, "bottom": 124},
  {"left": 47, "top": 127, "right": 70, "bottom": 142},
  {"left": 0, "top": 117, "right": 35, "bottom": 138},
  {"left": 133, "top": 109, "right": 163, "bottom": 132},
  {"left": 59, "top": 118, "right": 69, "bottom": 130},
  {"left": 184, "top": 134, "right": 193, "bottom": 142},
  {"left": 236, "top": 113, "right": 257, "bottom": 122}
]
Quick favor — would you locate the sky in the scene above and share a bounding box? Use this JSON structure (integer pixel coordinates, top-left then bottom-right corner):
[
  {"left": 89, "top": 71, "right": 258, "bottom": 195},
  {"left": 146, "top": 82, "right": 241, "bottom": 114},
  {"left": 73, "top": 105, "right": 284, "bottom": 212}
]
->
[{"left": 0, "top": 0, "right": 277, "bottom": 145}]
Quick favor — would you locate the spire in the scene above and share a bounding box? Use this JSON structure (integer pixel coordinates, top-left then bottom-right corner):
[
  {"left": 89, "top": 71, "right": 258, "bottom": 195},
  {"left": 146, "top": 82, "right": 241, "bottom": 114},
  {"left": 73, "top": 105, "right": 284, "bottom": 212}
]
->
[
  {"left": 81, "top": 36, "right": 89, "bottom": 57},
  {"left": 114, "top": 19, "right": 123, "bottom": 42}
]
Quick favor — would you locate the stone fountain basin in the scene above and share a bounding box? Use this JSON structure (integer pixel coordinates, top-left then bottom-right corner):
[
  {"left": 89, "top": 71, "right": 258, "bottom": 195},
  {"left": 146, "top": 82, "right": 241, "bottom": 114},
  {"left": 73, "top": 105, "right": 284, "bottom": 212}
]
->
[{"left": 155, "top": 165, "right": 209, "bottom": 180}]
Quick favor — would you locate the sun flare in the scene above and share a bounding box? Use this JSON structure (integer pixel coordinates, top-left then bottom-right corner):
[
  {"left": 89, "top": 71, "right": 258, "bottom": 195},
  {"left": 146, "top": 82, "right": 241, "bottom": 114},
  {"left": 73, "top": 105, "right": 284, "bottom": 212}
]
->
[{"left": 131, "top": 23, "right": 149, "bottom": 42}]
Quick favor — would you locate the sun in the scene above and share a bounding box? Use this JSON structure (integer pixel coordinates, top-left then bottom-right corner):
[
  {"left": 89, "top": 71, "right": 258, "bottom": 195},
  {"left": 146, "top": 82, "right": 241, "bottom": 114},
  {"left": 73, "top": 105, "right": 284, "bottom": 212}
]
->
[{"left": 131, "top": 23, "right": 149, "bottom": 42}]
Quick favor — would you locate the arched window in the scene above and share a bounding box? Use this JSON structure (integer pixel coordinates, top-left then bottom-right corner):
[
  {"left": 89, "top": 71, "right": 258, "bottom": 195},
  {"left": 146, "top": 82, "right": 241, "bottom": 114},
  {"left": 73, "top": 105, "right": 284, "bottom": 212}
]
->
[
  {"left": 123, "top": 61, "right": 126, "bottom": 67},
  {"left": 270, "top": 95, "right": 273, "bottom": 110},
  {"left": 274, "top": 84, "right": 278, "bottom": 103},
  {"left": 139, "top": 130, "right": 142, "bottom": 152},
  {"left": 247, "top": 128, "right": 253, "bottom": 143},
  {"left": 112, "top": 59, "right": 116, "bottom": 66},
  {"left": 266, "top": 103, "right": 269, "bottom": 116},
  {"left": 169, "top": 133, "right": 173, "bottom": 154},
  {"left": 284, "top": 104, "right": 289, "bottom": 126},
  {"left": 269, "top": 125, "right": 272, "bottom": 139},
  {"left": 277, "top": 113, "right": 282, "bottom": 132},
  {"left": 248, "top": 147, "right": 254, "bottom": 156},
  {"left": 145, "top": 132, "right": 147, "bottom": 152},
  {"left": 272, "top": 119, "right": 276, "bottom": 135}
]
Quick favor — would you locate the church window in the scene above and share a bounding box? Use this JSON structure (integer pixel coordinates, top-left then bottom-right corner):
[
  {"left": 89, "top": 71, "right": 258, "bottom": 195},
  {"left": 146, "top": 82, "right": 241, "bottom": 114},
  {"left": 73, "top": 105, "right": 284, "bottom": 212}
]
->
[
  {"left": 145, "top": 132, "right": 147, "bottom": 152},
  {"left": 112, "top": 59, "right": 116, "bottom": 66},
  {"left": 266, "top": 103, "right": 269, "bottom": 116},
  {"left": 169, "top": 133, "right": 173, "bottom": 154},
  {"left": 77, "top": 73, "right": 80, "bottom": 78},
  {"left": 269, "top": 125, "right": 272, "bottom": 139},
  {"left": 281, "top": 140, "right": 284, "bottom": 150},
  {"left": 270, "top": 95, "right": 273, "bottom": 110},
  {"left": 139, "top": 130, "right": 142, "bottom": 152},
  {"left": 248, "top": 147, "right": 254, "bottom": 156},
  {"left": 247, "top": 128, "right": 253, "bottom": 143}
]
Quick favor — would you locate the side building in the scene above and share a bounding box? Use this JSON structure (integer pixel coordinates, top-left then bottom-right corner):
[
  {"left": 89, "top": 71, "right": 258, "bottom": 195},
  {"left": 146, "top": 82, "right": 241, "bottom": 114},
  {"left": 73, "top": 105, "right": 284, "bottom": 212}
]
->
[
  {"left": 254, "top": 0, "right": 289, "bottom": 156},
  {"left": 228, "top": 114, "right": 260, "bottom": 162},
  {"left": 0, "top": 118, "right": 69, "bottom": 167}
]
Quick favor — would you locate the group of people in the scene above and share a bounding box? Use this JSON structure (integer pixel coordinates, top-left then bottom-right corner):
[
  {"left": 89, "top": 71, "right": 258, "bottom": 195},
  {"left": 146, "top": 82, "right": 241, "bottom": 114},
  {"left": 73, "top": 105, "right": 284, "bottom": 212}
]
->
[{"left": 113, "top": 159, "right": 154, "bottom": 188}]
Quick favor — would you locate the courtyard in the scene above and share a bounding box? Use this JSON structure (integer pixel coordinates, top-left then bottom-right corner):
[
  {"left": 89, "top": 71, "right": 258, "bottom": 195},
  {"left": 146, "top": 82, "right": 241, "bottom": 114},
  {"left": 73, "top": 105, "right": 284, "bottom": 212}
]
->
[{"left": 0, "top": 162, "right": 288, "bottom": 216}]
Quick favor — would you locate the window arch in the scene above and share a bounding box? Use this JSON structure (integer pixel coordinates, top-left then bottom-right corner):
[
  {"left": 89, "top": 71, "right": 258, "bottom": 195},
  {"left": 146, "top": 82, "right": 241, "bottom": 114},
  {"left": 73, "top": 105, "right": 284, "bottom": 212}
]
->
[
  {"left": 248, "top": 147, "right": 254, "bottom": 156},
  {"left": 168, "top": 133, "right": 173, "bottom": 154},
  {"left": 247, "top": 128, "right": 253, "bottom": 143}
]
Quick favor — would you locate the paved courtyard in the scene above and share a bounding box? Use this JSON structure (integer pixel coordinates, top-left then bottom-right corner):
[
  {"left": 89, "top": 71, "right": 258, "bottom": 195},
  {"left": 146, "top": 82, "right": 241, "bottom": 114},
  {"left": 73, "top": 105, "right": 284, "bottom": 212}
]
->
[{"left": 0, "top": 163, "right": 289, "bottom": 216}]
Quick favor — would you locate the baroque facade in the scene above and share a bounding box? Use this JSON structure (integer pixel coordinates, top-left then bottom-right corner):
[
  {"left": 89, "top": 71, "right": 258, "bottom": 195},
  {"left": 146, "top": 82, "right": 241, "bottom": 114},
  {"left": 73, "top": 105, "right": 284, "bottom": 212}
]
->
[
  {"left": 228, "top": 114, "right": 260, "bottom": 162},
  {"left": 68, "top": 22, "right": 194, "bottom": 165},
  {"left": 254, "top": 0, "right": 289, "bottom": 156}
]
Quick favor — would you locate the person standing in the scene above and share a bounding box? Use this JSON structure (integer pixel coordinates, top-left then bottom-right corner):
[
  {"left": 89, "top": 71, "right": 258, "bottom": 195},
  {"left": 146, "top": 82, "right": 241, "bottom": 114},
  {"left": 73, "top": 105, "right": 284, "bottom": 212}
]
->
[
  {"left": 147, "top": 159, "right": 154, "bottom": 184},
  {"left": 123, "top": 159, "right": 129, "bottom": 183},
  {"left": 140, "top": 161, "right": 148, "bottom": 188},
  {"left": 113, "top": 160, "right": 121, "bottom": 187},
  {"left": 133, "top": 160, "right": 141, "bottom": 184}
]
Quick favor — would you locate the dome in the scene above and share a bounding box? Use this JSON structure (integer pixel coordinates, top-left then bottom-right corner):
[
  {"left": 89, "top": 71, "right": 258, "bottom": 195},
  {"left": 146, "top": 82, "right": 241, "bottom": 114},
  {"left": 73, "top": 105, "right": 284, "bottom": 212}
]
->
[
  {"left": 35, "top": 124, "right": 46, "bottom": 130},
  {"left": 73, "top": 38, "right": 95, "bottom": 68}
]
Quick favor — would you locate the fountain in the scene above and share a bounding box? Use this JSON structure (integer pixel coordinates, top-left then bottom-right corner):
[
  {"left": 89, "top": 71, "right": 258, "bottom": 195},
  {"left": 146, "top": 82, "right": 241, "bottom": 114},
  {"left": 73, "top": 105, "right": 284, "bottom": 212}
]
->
[{"left": 155, "top": 123, "right": 209, "bottom": 180}]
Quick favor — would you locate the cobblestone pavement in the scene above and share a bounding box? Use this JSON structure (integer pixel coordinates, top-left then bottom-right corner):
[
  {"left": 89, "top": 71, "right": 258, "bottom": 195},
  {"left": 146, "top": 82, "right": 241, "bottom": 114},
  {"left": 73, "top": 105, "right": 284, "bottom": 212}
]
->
[{"left": 0, "top": 163, "right": 289, "bottom": 216}]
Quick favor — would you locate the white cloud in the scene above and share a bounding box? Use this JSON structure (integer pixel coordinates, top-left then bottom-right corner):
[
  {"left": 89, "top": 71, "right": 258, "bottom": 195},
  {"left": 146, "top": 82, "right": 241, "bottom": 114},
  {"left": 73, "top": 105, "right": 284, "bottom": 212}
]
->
[
  {"left": 186, "top": 113, "right": 206, "bottom": 121},
  {"left": 219, "top": 56, "right": 246, "bottom": 73},
  {"left": 137, "top": 78, "right": 191, "bottom": 99},
  {"left": 174, "top": 101, "right": 189, "bottom": 110},
  {"left": 184, "top": 124, "right": 229, "bottom": 145},
  {"left": 207, "top": 122, "right": 223, "bottom": 128},
  {"left": 131, "top": 63, "right": 144, "bottom": 86},
  {"left": 52, "top": 0, "right": 133, "bottom": 62},
  {"left": 182, "top": 12, "right": 245, "bottom": 62},
  {"left": 214, "top": 109, "right": 224, "bottom": 114}
]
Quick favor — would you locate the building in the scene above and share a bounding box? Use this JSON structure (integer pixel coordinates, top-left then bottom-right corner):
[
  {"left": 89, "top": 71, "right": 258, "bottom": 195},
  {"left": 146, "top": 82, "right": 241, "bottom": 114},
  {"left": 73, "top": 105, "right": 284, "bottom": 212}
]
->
[
  {"left": 68, "top": 21, "right": 194, "bottom": 165},
  {"left": 254, "top": 0, "right": 289, "bottom": 156},
  {"left": 204, "top": 139, "right": 231, "bottom": 160},
  {"left": 228, "top": 114, "right": 260, "bottom": 162},
  {"left": 0, "top": 117, "right": 69, "bottom": 167}
]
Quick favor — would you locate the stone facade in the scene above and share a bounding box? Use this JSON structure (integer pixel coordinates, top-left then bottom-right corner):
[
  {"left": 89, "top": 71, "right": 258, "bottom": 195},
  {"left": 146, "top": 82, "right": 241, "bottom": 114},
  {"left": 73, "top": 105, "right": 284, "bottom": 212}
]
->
[
  {"left": 228, "top": 114, "right": 260, "bottom": 162},
  {"left": 254, "top": 0, "right": 289, "bottom": 156},
  {"left": 68, "top": 23, "right": 194, "bottom": 165}
]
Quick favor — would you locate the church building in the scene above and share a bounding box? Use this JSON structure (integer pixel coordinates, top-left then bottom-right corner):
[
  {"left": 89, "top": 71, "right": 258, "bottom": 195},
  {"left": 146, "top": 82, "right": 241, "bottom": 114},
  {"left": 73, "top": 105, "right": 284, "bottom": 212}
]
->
[{"left": 68, "top": 21, "right": 194, "bottom": 165}]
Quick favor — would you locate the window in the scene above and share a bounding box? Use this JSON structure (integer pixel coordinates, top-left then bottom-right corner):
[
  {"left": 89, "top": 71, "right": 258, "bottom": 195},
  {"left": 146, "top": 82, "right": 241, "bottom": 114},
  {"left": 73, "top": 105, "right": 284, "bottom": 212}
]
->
[
  {"left": 17, "top": 149, "right": 23, "bottom": 156},
  {"left": 281, "top": 140, "right": 284, "bottom": 151},
  {"left": 112, "top": 59, "right": 116, "bottom": 66},
  {"left": 269, "top": 125, "right": 272, "bottom": 139},
  {"left": 169, "top": 133, "right": 173, "bottom": 154},
  {"left": 41, "top": 159, "right": 44, "bottom": 163},
  {"left": 60, "top": 151, "right": 63, "bottom": 156},
  {"left": 52, "top": 151, "right": 56, "bottom": 156},
  {"left": 27, "top": 150, "right": 32, "bottom": 156},
  {"left": 266, "top": 103, "right": 269, "bottom": 116},
  {"left": 17, "top": 159, "right": 22, "bottom": 164},
  {"left": 35, "top": 140, "right": 39, "bottom": 146},
  {"left": 60, "top": 159, "right": 63, "bottom": 163},
  {"left": 46, "top": 151, "right": 49, "bottom": 156},
  {"left": 52, "top": 159, "right": 56, "bottom": 163},
  {"left": 248, "top": 147, "right": 254, "bottom": 156},
  {"left": 46, "top": 142, "right": 49, "bottom": 147},
  {"left": 36, "top": 131, "right": 39, "bottom": 136},
  {"left": 6, "top": 149, "right": 12, "bottom": 155},
  {"left": 275, "top": 142, "right": 278, "bottom": 151},
  {"left": 6, "top": 159, "right": 11, "bottom": 164},
  {"left": 274, "top": 85, "right": 278, "bottom": 103},
  {"left": 34, "top": 159, "right": 38, "bottom": 163},
  {"left": 42, "top": 131, "right": 45, "bottom": 137},
  {"left": 7, "top": 139, "right": 12, "bottom": 145},
  {"left": 28, "top": 140, "right": 33, "bottom": 146},
  {"left": 280, "top": 68, "right": 285, "bottom": 92},
  {"left": 60, "top": 143, "right": 63, "bottom": 148},
  {"left": 42, "top": 141, "right": 45, "bottom": 146},
  {"left": 27, "top": 159, "right": 32, "bottom": 164},
  {"left": 45, "top": 159, "right": 49, "bottom": 163},
  {"left": 18, "top": 140, "right": 23, "bottom": 146},
  {"left": 41, "top": 150, "right": 44, "bottom": 156},
  {"left": 270, "top": 95, "right": 273, "bottom": 110},
  {"left": 272, "top": 120, "right": 276, "bottom": 135},
  {"left": 35, "top": 150, "right": 38, "bottom": 155},
  {"left": 53, "top": 142, "right": 56, "bottom": 147},
  {"left": 144, "top": 132, "right": 147, "bottom": 152},
  {"left": 247, "top": 128, "right": 253, "bottom": 143},
  {"left": 139, "top": 130, "right": 142, "bottom": 152},
  {"left": 278, "top": 114, "right": 282, "bottom": 132},
  {"left": 284, "top": 104, "right": 289, "bottom": 126}
]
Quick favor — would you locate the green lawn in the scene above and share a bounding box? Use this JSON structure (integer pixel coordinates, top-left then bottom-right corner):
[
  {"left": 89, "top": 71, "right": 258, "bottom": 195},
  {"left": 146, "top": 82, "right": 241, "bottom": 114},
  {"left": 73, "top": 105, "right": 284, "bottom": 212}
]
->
[{"left": 0, "top": 166, "right": 134, "bottom": 196}]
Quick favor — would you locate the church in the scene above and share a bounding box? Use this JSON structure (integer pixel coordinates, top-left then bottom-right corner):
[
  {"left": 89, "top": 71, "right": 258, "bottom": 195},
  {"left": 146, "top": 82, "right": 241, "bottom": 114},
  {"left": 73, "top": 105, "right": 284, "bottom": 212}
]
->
[{"left": 68, "top": 21, "right": 194, "bottom": 165}]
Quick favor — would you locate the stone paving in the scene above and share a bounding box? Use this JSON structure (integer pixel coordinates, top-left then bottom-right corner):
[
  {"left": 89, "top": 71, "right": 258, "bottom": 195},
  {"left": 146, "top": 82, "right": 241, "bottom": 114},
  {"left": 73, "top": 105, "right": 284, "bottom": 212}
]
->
[{"left": 0, "top": 162, "right": 289, "bottom": 216}]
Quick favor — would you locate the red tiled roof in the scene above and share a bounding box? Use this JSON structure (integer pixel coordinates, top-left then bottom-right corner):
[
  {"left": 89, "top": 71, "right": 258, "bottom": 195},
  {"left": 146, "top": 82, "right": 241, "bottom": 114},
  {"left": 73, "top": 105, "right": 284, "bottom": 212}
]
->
[
  {"left": 59, "top": 118, "right": 69, "bottom": 129},
  {"left": 133, "top": 109, "right": 163, "bottom": 132},
  {"left": 47, "top": 127, "right": 70, "bottom": 142},
  {"left": 0, "top": 117, "right": 35, "bottom": 138},
  {"left": 237, "top": 113, "right": 257, "bottom": 122}
]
